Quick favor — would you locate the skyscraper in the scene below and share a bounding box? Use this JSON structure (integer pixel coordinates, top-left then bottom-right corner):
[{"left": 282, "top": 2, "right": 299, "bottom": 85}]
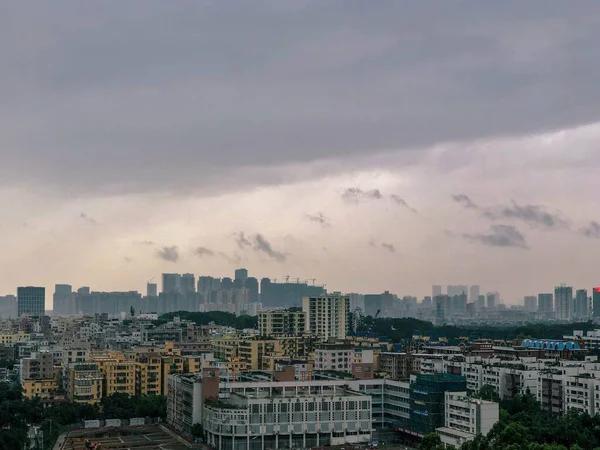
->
[
  {"left": 538, "top": 293, "right": 553, "bottom": 317},
  {"left": 574, "top": 289, "right": 589, "bottom": 320},
  {"left": 17, "top": 286, "right": 45, "bottom": 317},
  {"left": 432, "top": 285, "right": 442, "bottom": 299},
  {"left": 523, "top": 296, "right": 537, "bottom": 312},
  {"left": 469, "top": 285, "right": 480, "bottom": 303},
  {"left": 594, "top": 288, "right": 600, "bottom": 318},
  {"left": 554, "top": 285, "right": 573, "bottom": 321},
  {"left": 162, "top": 274, "right": 182, "bottom": 294},
  {"left": 221, "top": 277, "right": 234, "bottom": 290},
  {"left": 53, "top": 284, "right": 73, "bottom": 315},
  {"left": 181, "top": 274, "right": 196, "bottom": 295},
  {"left": 486, "top": 292, "right": 497, "bottom": 309},
  {"left": 234, "top": 268, "right": 248, "bottom": 282},
  {"left": 147, "top": 283, "right": 158, "bottom": 297},
  {"left": 448, "top": 285, "right": 468, "bottom": 297},
  {"left": 245, "top": 277, "right": 259, "bottom": 303}
]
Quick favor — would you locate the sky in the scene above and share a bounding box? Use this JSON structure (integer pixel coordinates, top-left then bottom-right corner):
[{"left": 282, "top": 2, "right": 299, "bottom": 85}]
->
[{"left": 1, "top": 1, "right": 600, "bottom": 307}]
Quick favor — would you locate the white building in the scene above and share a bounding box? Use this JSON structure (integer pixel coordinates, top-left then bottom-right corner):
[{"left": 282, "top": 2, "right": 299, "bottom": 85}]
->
[
  {"left": 437, "top": 391, "right": 499, "bottom": 448},
  {"left": 302, "top": 294, "right": 351, "bottom": 340},
  {"left": 314, "top": 344, "right": 354, "bottom": 372}
]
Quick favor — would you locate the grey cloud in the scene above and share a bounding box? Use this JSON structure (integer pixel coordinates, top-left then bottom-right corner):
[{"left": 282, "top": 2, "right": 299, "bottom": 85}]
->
[
  {"left": 218, "top": 252, "right": 242, "bottom": 264},
  {"left": 305, "top": 212, "right": 330, "bottom": 226},
  {"left": 484, "top": 201, "right": 569, "bottom": 229},
  {"left": 234, "top": 232, "right": 252, "bottom": 249},
  {"left": 391, "top": 195, "right": 417, "bottom": 213},
  {"left": 253, "top": 234, "right": 286, "bottom": 262},
  {"left": 156, "top": 246, "right": 179, "bottom": 262},
  {"left": 3, "top": 2, "right": 600, "bottom": 196},
  {"left": 381, "top": 243, "right": 396, "bottom": 253},
  {"left": 133, "top": 240, "right": 155, "bottom": 246},
  {"left": 452, "top": 194, "right": 479, "bottom": 209},
  {"left": 580, "top": 221, "right": 600, "bottom": 239},
  {"left": 463, "top": 225, "right": 528, "bottom": 249},
  {"left": 80, "top": 212, "right": 97, "bottom": 224},
  {"left": 193, "top": 246, "right": 215, "bottom": 257},
  {"left": 342, "top": 187, "right": 383, "bottom": 203}
]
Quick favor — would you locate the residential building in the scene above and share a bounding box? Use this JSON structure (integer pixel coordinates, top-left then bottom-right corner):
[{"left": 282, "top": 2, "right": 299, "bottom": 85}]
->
[
  {"left": 574, "top": 289, "right": 589, "bottom": 320},
  {"left": 524, "top": 296, "right": 537, "bottom": 312},
  {"left": 594, "top": 288, "right": 600, "bottom": 318},
  {"left": 162, "top": 273, "right": 182, "bottom": 294},
  {"left": 68, "top": 363, "right": 104, "bottom": 404},
  {"left": 538, "top": 293, "right": 554, "bottom": 318},
  {"left": 379, "top": 353, "right": 414, "bottom": 380},
  {"left": 17, "top": 286, "right": 45, "bottom": 317},
  {"left": 437, "top": 391, "right": 499, "bottom": 448},
  {"left": 303, "top": 294, "right": 351, "bottom": 340},
  {"left": 53, "top": 284, "right": 74, "bottom": 316},
  {"left": 147, "top": 283, "right": 158, "bottom": 297},
  {"left": 21, "top": 351, "right": 54, "bottom": 380},
  {"left": 432, "top": 285, "right": 442, "bottom": 299},
  {"left": 314, "top": 344, "right": 354, "bottom": 373},
  {"left": 258, "top": 310, "right": 306, "bottom": 336},
  {"left": 555, "top": 285, "right": 573, "bottom": 321},
  {"left": 468, "top": 286, "right": 480, "bottom": 304}
]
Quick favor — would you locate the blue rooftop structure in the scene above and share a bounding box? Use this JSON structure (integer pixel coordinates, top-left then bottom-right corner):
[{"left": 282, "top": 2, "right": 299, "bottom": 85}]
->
[{"left": 521, "top": 338, "right": 580, "bottom": 350}]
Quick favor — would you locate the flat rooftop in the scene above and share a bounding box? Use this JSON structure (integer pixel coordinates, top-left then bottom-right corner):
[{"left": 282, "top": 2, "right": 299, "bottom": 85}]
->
[{"left": 61, "top": 425, "right": 189, "bottom": 450}]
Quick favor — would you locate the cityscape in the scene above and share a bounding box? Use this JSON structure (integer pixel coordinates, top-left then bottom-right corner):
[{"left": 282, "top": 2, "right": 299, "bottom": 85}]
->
[
  {"left": 3, "top": 2, "right": 600, "bottom": 450},
  {"left": 1, "top": 270, "right": 600, "bottom": 449}
]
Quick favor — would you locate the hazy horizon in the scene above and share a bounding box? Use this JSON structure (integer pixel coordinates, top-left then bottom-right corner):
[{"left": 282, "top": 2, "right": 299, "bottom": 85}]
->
[{"left": 2, "top": 1, "right": 600, "bottom": 307}]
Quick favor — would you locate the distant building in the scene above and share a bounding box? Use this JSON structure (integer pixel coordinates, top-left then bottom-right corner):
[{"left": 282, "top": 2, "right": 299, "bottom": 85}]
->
[
  {"left": 594, "top": 288, "right": 600, "bottom": 318},
  {"left": 261, "top": 278, "right": 325, "bottom": 308},
  {"left": 221, "top": 277, "right": 234, "bottom": 290},
  {"left": 245, "top": 277, "right": 259, "bottom": 304},
  {"left": 303, "top": 294, "right": 351, "bottom": 340},
  {"left": 234, "top": 268, "right": 248, "bottom": 282},
  {"left": 147, "top": 283, "right": 158, "bottom": 297},
  {"left": 555, "top": 285, "right": 573, "bottom": 321},
  {"left": 477, "top": 295, "right": 486, "bottom": 310},
  {"left": 432, "top": 285, "right": 443, "bottom": 299},
  {"left": 17, "top": 286, "right": 45, "bottom": 317},
  {"left": 538, "top": 293, "right": 554, "bottom": 317},
  {"left": 524, "top": 296, "right": 537, "bottom": 312},
  {"left": 162, "top": 273, "right": 182, "bottom": 294},
  {"left": 197, "top": 276, "right": 221, "bottom": 293},
  {"left": 53, "top": 284, "right": 73, "bottom": 315},
  {"left": 77, "top": 286, "right": 90, "bottom": 295},
  {"left": 486, "top": 292, "right": 498, "bottom": 309},
  {"left": 469, "top": 285, "right": 480, "bottom": 304},
  {"left": 0, "top": 295, "right": 17, "bottom": 318},
  {"left": 574, "top": 289, "right": 589, "bottom": 320}
]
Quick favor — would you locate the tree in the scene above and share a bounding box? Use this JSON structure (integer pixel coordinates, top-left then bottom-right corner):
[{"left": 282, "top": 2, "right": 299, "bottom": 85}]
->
[{"left": 420, "top": 433, "right": 445, "bottom": 450}]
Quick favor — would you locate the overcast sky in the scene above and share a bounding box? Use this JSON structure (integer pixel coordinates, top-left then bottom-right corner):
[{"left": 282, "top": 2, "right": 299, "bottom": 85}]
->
[{"left": 2, "top": 1, "right": 600, "bottom": 307}]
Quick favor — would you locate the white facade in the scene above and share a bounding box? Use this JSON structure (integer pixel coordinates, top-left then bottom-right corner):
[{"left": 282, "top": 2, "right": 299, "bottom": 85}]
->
[
  {"left": 314, "top": 345, "right": 354, "bottom": 372},
  {"left": 302, "top": 295, "right": 351, "bottom": 340},
  {"left": 438, "top": 391, "right": 499, "bottom": 447}
]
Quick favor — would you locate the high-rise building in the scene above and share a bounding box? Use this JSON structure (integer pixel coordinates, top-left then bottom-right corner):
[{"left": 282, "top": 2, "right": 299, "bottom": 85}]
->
[
  {"left": 486, "top": 292, "right": 497, "bottom": 309},
  {"left": 0, "top": 295, "right": 17, "bottom": 318},
  {"left": 434, "top": 295, "right": 447, "bottom": 325},
  {"left": 77, "top": 287, "right": 90, "bottom": 295},
  {"left": 258, "top": 310, "right": 306, "bottom": 336},
  {"left": 594, "top": 288, "right": 600, "bottom": 318},
  {"left": 221, "top": 277, "right": 234, "bottom": 290},
  {"left": 245, "top": 277, "right": 259, "bottom": 304},
  {"left": 448, "top": 285, "right": 468, "bottom": 297},
  {"left": 523, "top": 296, "right": 537, "bottom": 312},
  {"left": 574, "top": 289, "right": 589, "bottom": 320},
  {"left": 261, "top": 279, "right": 326, "bottom": 308},
  {"left": 162, "top": 274, "right": 182, "bottom": 294},
  {"left": 197, "top": 276, "right": 221, "bottom": 293},
  {"left": 538, "top": 293, "right": 553, "bottom": 317},
  {"left": 53, "top": 284, "right": 73, "bottom": 315},
  {"left": 181, "top": 274, "right": 196, "bottom": 296},
  {"left": 234, "top": 268, "right": 248, "bottom": 282},
  {"left": 432, "top": 285, "right": 442, "bottom": 299},
  {"left": 476, "top": 295, "right": 486, "bottom": 311},
  {"left": 469, "top": 285, "right": 480, "bottom": 304},
  {"left": 147, "top": 283, "right": 158, "bottom": 297},
  {"left": 17, "top": 286, "right": 45, "bottom": 317},
  {"left": 555, "top": 285, "right": 573, "bottom": 321},
  {"left": 303, "top": 294, "right": 351, "bottom": 340}
]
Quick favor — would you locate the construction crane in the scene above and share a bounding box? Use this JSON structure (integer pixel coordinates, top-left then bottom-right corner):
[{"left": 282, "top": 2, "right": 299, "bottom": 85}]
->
[
  {"left": 295, "top": 277, "right": 301, "bottom": 283},
  {"left": 282, "top": 275, "right": 290, "bottom": 283},
  {"left": 306, "top": 278, "right": 317, "bottom": 286},
  {"left": 367, "top": 309, "right": 381, "bottom": 335}
]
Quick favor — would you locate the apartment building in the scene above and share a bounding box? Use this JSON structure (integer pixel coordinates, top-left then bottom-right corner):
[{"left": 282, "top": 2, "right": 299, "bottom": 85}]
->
[
  {"left": 22, "top": 378, "right": 63, "bottom": 401},
  {"left": 379, "top": 353, "right": 415, "bottom": 380},
  {"left": 0, "top": 331, "right": 31, "bottom": 344},
  {"left": 68, "top": 363, "right": 104, "bottom": 404},
  {"left": 203, "top": 388, "right": 373, "bottom": 450},
  {"left": 314, "top": 343, "right": 354, "bottom": 372},
  {"left": 258, "top": 310, "right": 306, "bottom": 336},
  {"left": 302, "top": 294, "right": 351, "bottom": 341},
  {"left": 21, "top": 351, "right": 54, "bottom": 380},
  {"left": 239, "top": 339, "right": 283, "bottom": 370},
  {"left": 437, "top": 391, "right": 499, "bottom": 448}
]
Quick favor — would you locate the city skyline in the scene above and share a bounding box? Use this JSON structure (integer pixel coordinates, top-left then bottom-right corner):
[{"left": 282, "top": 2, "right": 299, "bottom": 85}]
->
[{"left": 2, "top": 2, "right": 600, "bottom": 303}]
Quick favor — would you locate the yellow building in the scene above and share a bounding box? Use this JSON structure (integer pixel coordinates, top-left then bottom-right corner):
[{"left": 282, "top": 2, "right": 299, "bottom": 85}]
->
[
  {"left": 161, "top": 355, "right": 184, "bottom": 396},
  {"left": 238, "top": 339, "right": 283, "bottom": 370},
  {"left": 22, "top": 378, "right": 62, "bottom": 401},
  {"left": 101, "top": 360, "right": 137, "bottom": 395},
  {"left": 136, "top": 353, "right": 162, "bottom": 396},
  {"left": 212, "top": 337, "right": 240, "bottom": 361},
  {"left": 69, "top": 363, "right": 104, "bottom": 404},
  {"left": 0, "top": 331, "right": 30, "bottom": 344}
]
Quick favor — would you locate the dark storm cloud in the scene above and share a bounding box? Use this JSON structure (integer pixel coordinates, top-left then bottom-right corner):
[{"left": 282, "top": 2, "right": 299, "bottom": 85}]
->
[
  {"left": 452, "top": 194, "right": 479, "bottom": 210},
  {"left": 156, "top": 246, "right": 179, "bottom": 262},
  {"left": 391, "top": 195, "right": 417, "bottom": 213},
  {"left": 3, "top": 1, "right": 599, "bottom": 194},
  {"left": 305, "top": 212, "right": 330, "bottom": 226},
  {"left": 193, "top": 246, "right": 215, "bottom": 257},
  {"left": 580, "top": 221, "right": 600, "bottom": 239},
  {"left": 234, "top": 232, "right": 252, "bottom": 249},
  {"left": 463, "top": 225, "right": 528, "bottom": 249},
  {"left": 483, "top": 202, "right": 569, "bottom": 229},
  {"left": 80, "top": 212, "right": 97, "bottom": 224},
  {"left": 342, "top": 188, "right": 383, "bottom": 203},
  {"left": 381, "top": 243, "right": 396, "bottom": 253},
  {"left": 253, "top": 234, "right": 286, "bottom": 262}
]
